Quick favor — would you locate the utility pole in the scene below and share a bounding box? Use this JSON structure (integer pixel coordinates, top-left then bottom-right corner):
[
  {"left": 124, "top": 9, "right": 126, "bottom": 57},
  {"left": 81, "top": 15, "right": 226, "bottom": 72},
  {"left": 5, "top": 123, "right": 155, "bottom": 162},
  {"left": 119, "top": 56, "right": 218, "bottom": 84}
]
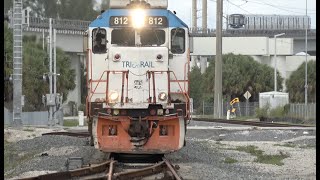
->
[
  {"left": 49, "top": 18, "right": 53, "bottom": 127},
  {"left": 305, "top": 0, "right": 308, "bottom": 120},
  {"left": 43, "top": 19, "right": 62, "bottom": 127},
  {"left": 54, "top": 29, "right": 57, "bottom": 124},
  {"left": 12, "top": 0, "right": 23, "bottom": 128},
  {"left": 214, "top": 0, "right": 223, "bottom": 118}
]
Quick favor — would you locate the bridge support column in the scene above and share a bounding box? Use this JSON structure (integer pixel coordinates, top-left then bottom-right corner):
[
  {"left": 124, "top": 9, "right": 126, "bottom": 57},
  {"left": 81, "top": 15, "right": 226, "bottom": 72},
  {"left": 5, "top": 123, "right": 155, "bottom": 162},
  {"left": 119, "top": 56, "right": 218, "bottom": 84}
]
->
[
  {"left": 192, "top": 0, "right": 197, "bottom": 31},
  {"left": 190, "top": 56, "right": 198, "bottom": 68},
  {"left": 200, "top": 56, "right": 207, "bottom": 74}
]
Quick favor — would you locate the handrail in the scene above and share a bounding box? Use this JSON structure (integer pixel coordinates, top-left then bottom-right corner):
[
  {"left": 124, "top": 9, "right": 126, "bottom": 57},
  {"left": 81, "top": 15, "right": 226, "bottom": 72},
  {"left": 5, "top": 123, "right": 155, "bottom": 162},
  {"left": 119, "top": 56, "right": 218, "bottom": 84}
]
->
[
  {"left": 169, "top": 71, "right": 191, "bottom": 118},
  {"left": 87, "top": 69, "right": 190, "bottom": 118},
  {"left": 147, "top": 70, "right": 190, "bottom": 118}
]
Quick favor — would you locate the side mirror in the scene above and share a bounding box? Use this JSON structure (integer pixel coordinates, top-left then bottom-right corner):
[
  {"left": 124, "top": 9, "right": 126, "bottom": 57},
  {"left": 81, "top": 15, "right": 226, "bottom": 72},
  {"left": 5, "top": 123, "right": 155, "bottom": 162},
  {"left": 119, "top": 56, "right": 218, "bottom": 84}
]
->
[{"left": 168, "top": 52, "right": 173, "bottom": 59}]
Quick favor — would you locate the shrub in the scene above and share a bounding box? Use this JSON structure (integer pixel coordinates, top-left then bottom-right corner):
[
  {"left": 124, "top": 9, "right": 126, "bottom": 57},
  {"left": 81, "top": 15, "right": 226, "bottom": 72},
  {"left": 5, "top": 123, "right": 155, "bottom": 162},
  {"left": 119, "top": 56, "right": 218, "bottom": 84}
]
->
[
  {"left": 255, "top": 104, "right": 270, "bottom": 119},
  {"left": 269, "top": 106, "right": 286, "bottom": 118}
]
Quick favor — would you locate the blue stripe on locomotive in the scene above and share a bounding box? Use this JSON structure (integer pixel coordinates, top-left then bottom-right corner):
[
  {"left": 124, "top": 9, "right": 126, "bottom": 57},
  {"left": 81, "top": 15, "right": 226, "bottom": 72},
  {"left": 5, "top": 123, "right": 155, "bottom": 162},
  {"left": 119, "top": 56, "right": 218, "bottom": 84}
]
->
[{"left": 89, "top": 9, "right": 188, "bottom": 28}]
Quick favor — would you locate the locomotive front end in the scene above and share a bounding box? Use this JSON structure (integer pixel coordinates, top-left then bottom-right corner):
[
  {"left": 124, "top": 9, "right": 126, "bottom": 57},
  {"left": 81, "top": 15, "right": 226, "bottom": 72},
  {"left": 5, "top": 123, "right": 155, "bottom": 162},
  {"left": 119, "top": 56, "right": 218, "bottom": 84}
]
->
[{"left": 86, "top": 0, "right": 190, "bottom": 154}]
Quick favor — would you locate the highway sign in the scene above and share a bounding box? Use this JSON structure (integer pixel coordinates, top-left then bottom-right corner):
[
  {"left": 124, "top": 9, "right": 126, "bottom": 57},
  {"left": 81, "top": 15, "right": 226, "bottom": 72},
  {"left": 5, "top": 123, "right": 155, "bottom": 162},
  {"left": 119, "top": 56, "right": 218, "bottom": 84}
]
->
[{"left": 243, "top": 91, "right": 251, "bottom": 100}]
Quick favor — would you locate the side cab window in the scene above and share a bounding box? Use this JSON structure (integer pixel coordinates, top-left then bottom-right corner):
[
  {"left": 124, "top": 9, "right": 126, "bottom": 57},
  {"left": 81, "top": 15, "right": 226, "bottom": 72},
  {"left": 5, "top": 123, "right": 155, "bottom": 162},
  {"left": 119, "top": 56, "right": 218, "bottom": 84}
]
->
[
  {"left": 171, "top": 28, "right": 185, "bottom": 54},
  {"left": 92, "top": 28, "right": 107, "bottom": 54}
]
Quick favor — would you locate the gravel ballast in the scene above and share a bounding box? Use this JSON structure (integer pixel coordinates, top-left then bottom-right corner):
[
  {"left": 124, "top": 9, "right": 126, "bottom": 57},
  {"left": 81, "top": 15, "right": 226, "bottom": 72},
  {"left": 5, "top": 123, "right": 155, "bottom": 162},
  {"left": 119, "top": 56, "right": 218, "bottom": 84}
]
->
[{"left": 4, "top": 126, "right": 316, "bottom": 180}]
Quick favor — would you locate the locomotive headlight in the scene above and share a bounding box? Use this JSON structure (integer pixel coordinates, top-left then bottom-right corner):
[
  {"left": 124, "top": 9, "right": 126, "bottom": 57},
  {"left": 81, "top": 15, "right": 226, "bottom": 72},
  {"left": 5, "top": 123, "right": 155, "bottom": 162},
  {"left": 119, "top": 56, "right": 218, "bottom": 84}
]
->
[
  {"left": 113, "top": 109, "right": 119, "bottom": 116},
  {"left": 109, "top": 91, "right": 119, "bottom": 102},
  {"left": 158, "top": 92, "right": 167, "bottom": 101},
  {"left": 131, "top": 9, "right": 145, "bottom": 29}
]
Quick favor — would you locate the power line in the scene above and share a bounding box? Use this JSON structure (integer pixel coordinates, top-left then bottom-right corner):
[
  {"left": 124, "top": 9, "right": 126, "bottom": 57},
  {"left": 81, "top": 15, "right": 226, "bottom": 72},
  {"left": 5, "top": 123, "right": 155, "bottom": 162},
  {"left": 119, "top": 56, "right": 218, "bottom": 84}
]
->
[
  {"left": 244, "top": 0, "right": 316, "bottom": 14},
  {"left": 225, "top": 0, "right": 253, "bottom": 14},
  {"left": 250, "top": 0, "right": 316, "bottom": 12}
]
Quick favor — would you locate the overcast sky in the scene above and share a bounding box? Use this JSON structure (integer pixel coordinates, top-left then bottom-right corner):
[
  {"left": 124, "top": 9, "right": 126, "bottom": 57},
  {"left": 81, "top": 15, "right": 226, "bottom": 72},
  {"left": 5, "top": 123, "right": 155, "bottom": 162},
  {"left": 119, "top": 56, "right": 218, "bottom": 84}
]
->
[
  {"left": 167, "top": 0, "right": 316, "bottom": 29},
  {"left": 96, "top": 0, "right": 316, "bottom": 29}
]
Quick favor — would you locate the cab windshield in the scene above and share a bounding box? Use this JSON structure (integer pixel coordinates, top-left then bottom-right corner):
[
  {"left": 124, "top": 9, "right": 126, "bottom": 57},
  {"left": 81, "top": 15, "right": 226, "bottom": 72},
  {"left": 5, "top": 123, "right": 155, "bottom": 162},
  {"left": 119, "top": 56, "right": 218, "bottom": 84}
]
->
[{"left": 111, "top": 28, "right": 165, "bottom": 46}]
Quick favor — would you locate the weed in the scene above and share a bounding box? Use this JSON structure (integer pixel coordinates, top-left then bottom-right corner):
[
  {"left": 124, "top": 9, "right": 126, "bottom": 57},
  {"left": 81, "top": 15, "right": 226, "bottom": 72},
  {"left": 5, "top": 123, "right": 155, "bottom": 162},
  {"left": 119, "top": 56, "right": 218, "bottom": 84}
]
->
[
  {"left": 299, "top": 144, "right": 316, "bottom": 149},
  {"left": 4, "top": 141, "right": 38, "bottom": 178},
  {"left": 63, "top": 120, "right": 78, "bottom": 127},
  {"left": 254, "top": 153, "right": 289, "bottom": 166},
  {"left": 236, "top": 145, "right": 263, "bottom": 156},
  {"left": 234, "top": 145, "right": 289, "bottom": 166},
  {"left": 274, "top": 143, "right": 296, "bottom": 148},
  {"left": 23, "top": 128, "right": 34, "bottom": 132},
  {"left": 223, "top": 157, "right": 238, "bottom": 164}
]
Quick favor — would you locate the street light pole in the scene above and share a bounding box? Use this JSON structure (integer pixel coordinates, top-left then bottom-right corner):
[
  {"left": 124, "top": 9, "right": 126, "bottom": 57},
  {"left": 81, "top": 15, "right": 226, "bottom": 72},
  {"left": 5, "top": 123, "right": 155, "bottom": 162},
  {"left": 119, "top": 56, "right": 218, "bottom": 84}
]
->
[{"left": 274, "top": 33, "right": 285, "bottom": 92}]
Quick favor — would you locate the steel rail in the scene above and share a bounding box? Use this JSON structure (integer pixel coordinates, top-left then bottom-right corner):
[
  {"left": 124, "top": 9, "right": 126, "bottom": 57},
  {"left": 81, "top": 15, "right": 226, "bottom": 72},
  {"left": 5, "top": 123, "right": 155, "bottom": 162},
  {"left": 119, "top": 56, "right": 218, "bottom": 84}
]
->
[
  {"left": 16, "top": 157, "right": 182, "bottom": 180},
  {"left": 192, "top": 118, "right": 314, "bottom": 127},
  {"left": 42, "top": 132, "right": 90, "bottom": 137},
  {"left": 112, "top": 161, "right": 167, "bottom": 180},
  {"left": 18, "top": 160, "right": 112, "bottom": 180},
  {"left": 163, "top": 158, "right": 182, "bottom": 180}
]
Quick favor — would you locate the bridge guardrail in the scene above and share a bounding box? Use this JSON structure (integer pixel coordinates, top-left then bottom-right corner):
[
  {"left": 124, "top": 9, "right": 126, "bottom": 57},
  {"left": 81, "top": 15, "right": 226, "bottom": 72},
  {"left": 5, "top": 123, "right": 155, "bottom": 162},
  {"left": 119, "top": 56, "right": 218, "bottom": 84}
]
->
[
  {"left": 189, "top": 28, "right": 316, "bottom": 37},
  {"left": 5, "top": 13, "right": 316, "bottom": 37},
  {"left": 28, "top": 17, "right": 91, "bottom": 31}
]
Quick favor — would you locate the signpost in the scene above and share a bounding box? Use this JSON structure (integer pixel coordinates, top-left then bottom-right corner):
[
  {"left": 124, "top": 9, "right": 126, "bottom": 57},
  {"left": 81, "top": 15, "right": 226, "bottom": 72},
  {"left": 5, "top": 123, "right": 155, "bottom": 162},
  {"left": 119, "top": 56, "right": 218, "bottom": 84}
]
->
[{"left": 243, "top": 91, "right": 251, "bottom": 116}]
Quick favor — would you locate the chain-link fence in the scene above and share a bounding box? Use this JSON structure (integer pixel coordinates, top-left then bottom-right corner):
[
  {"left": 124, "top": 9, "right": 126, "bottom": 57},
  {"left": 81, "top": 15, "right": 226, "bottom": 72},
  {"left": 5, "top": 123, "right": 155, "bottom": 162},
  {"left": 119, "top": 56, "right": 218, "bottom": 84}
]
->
[
  {"left": 194, "top": 101, "right": 316, "bottom": 121},
  {"left": 196, "top": 101, "right": 259, "bottom": 117},
  {"left": 289, "top": 103, "right": 316, "bottom": 120}
]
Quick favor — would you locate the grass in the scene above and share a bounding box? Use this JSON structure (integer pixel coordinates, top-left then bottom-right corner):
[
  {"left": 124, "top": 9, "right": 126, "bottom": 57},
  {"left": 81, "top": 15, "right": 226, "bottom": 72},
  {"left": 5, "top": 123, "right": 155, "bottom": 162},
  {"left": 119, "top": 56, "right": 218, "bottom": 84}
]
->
[
  {"left": 23, "top": 128, "right": 34, "bottom": 132},
  {"left": 4, "top": 140, "right": 38, "bottom": 178},
  {"left": 223, "top": 157, "right": 238, "bottom": 164},
  {"left": 233, "top": 116, "right": 257, "bottom": 120},
  {"left": 234, "top": 145, "right": 289, "bottom": 166},
  {"left": 299, "top": 144, "right": 316, "bottom": 149},
  {"left": 63, "top": 120, "right": 79, "bottom": 127},
  {"left": 274, "top": 143, "right": 296, "bottom": 148}
]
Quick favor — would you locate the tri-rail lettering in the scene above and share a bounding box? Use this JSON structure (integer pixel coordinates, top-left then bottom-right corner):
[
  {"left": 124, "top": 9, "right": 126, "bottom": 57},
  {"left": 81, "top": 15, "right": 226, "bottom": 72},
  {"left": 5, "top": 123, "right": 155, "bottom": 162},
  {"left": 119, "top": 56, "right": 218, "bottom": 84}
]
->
[{"left": 122, "top": 61, "right": 155, "bottom": 68}]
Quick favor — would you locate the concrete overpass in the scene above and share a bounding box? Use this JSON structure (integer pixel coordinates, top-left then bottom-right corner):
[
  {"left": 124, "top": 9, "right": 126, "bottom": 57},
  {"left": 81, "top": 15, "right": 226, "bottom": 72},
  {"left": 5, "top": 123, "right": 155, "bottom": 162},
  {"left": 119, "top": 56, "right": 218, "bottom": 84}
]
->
[{"left": 8, "top": 16, "right": 316, "bottom": 113}]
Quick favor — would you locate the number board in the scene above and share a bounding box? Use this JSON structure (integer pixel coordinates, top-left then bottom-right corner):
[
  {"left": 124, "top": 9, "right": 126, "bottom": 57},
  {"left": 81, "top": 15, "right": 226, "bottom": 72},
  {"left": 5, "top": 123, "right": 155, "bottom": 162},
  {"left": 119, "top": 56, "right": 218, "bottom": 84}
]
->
[{"left": 110, "top": 16, "right": 168, "bottom": 27}]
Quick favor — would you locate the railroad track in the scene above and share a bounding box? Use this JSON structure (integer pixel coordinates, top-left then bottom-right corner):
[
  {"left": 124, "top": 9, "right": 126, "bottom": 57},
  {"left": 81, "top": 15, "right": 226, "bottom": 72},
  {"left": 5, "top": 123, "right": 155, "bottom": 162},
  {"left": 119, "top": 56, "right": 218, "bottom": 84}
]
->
[
  {"left": 42, "top": 131, "right": 90, "bottom": 137},
  {"left": 17, "top": 156, "right": 182, "bottom": 180},
  {"left": 192, "top": 118, "right": 314, "bottom": 127}
]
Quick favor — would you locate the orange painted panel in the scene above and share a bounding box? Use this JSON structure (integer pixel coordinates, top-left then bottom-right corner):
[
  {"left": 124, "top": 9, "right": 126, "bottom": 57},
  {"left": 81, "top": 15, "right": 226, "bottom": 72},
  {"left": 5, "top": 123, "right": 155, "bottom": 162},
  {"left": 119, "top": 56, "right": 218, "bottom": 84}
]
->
[{"left": 96, "top": 116, "right": 184, "bottom": 154}]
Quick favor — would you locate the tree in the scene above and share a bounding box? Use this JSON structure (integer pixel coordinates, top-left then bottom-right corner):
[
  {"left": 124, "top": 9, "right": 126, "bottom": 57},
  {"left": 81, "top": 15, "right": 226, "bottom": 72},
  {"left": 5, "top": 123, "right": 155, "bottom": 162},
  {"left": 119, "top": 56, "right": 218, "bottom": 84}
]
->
[
  {"left": 4, "top": 0, "right": 12, "bottom": 13},
  {"left": 4, "top": 23, "right": 76, "bottom": 111},
  {"left": 286, "top": 60, "right": 316, "bottom": 103},
  {"left": 201, "top": 53, "right": 283, "bottom": 102},
  {"left": 4, "top": 22, "right": 13, "bottom": 104},
  {"left": 189, "top": 66, "right": 203, "bottom": 111},
  {"left": 5, "top": 0, "right": 99, "bottom": 20},
  {"left": 100, "top": 0, "right": 110, "bottom": 11}
]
